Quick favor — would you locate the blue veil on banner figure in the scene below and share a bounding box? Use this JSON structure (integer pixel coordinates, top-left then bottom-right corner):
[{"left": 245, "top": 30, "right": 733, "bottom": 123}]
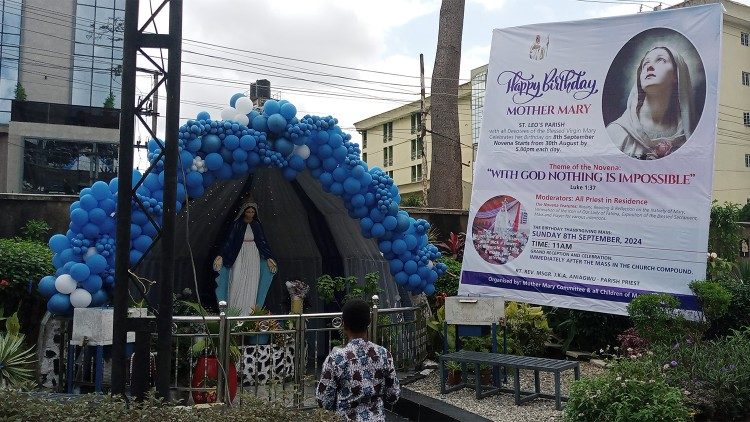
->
[{"left": 213, "top": 197, "right": 277, "bottom": 315}]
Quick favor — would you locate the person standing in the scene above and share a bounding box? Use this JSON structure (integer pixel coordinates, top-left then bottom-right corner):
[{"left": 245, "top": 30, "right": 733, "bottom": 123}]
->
[{"left": 316, "top": 299, "right": 400, "bottom": 421}]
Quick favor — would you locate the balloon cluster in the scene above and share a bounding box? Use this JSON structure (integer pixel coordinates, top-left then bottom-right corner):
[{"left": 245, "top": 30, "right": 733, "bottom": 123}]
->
[{"left": 38, "top": 93, "right": 445, "bottom": 314}]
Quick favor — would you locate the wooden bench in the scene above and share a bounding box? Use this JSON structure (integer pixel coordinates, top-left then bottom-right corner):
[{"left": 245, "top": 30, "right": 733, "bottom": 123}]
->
[{"left": 438, "top": 350, "right": 580, "bottom": 410}]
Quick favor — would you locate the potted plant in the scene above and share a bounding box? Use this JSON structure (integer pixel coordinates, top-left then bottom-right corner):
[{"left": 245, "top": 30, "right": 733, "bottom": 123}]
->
[
  {"left": 236, "top": 306, "right": 283, "bottom": 346},
  {"left": 445, "top": 360, "right": 462, "bottom": 386},
  {"left": 0, "top": 311, "right": 35, "bottom": 388},
  {"left": 180, "top": 300, "right": 240, "bottom": 404}
]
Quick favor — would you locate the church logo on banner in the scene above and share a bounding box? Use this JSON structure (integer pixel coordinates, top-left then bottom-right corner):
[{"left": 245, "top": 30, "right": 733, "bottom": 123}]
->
[{"left": 459, "top": 4, "right": 722, "bottom": 316}]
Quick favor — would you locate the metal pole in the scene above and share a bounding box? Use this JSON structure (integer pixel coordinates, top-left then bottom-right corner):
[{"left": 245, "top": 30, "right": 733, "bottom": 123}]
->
[
  {"left": 152, "top": 73, "right": 159, "bottom": 134},
  {"left": 216, "top": 301, "right": 227, "bottom": 404},
  {"left": 371, "top": 295, "right": 379, "bottom": 342},
  {"left": 111, "top": 0, "right": 140, "bottom": 396},
  {"left": 155, "top": 0, "right": 183, "bottom": 401}
]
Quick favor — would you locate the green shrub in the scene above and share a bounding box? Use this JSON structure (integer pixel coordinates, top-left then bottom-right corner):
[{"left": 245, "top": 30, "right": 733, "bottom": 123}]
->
[
  {"left": 433, "top": 257, "right": 461, "bottom": 297},
  {"left": 712, "top": 279, "right": 750, "bottom": 336},
  {"left": 0, "top": 238, "right": 53, "bottom": 337},
  {"left": 0, "top": 389, "right": 337, "bottom": 421},
  {"left": 565, "top": 359, "right": 691, "bottom": 422},
  {"left": 627, "top": 293, "right": 686, "bottom": 345},
  {"left": 21, "top": 219, "right": 51, "bottom": 243},
  {"left": 690, "top": 280, "right": 731, "bottom": 322},
  {"left": 547, "top": 307, "right": 630, "bottom": 352},
  {"left": 648, "top": 328, "right": 750, "bottom": 420},
  {"left": 504, "top": 302, "right": 551, "bottom": 356},
  {"left": 739, "top": 201, "right": 750, "bottom": 222},
  {"left": 709, "top": 201, "right": 742, "bottom": 263}
]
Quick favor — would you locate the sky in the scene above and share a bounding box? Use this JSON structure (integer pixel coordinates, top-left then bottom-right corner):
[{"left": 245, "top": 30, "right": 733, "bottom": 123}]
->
[{"left": 134, "top": 0, "right": 750, "bottom": 161}]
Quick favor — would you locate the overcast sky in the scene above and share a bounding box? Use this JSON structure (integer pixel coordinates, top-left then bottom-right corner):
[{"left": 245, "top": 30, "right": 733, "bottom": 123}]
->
[{"left": 134, "top": 0, "right": 749, "bottom": 165}]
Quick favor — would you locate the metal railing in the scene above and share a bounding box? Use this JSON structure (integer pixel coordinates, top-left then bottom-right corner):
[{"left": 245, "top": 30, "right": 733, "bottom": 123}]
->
[{"left": 148, "top": 295, "right": 426, "bottom": 406}]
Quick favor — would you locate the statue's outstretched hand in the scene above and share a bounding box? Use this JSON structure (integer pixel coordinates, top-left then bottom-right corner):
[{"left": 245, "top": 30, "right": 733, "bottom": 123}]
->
[
  {"left": 268, "top": 259, "right": 278, "bottom": 274},
  {"left": 213, "top": 256, "right": 223, "bottom": 272}
]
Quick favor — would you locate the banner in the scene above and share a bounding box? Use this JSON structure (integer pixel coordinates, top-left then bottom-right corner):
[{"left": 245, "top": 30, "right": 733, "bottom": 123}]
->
[{"left": 459, "top": 5, "right": 722, "bottom": 315}]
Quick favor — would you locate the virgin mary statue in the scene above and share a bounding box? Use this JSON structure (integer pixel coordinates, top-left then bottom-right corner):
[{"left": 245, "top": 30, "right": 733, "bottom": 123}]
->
[{"left": 213, "top": 198, "right": 277, "bottom": 314}]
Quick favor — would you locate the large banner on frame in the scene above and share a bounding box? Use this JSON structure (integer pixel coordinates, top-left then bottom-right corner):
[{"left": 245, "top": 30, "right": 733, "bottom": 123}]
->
[{"left": 459, "top": 5, "right": 722, "bottom": 315}]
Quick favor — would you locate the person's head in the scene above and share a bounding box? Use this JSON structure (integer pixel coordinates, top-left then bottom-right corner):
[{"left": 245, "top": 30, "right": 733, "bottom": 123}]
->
[
  {"left": 342, "top": 299, "right": 371, "bottom": 339},
  {"left": 242, "top": 205, "right": 257, "bottom": 223},
  {"left": 636, "top": 47, "right": 680, "bottom": 115}
]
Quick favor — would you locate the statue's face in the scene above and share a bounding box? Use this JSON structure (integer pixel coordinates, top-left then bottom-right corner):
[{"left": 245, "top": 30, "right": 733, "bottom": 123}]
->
[
  {"left": 244, "top": 207, "right": 256, "bottom": 220},
  {"left": 640, "top": 48, "right": 676, "bottom": 91}
]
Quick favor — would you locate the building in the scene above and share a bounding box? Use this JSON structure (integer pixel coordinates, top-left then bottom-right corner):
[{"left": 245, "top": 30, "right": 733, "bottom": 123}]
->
[
  {"left": 353, "top": 81, "right": 475, "bottom": 209},
  {"left": 0, "top": 0, "right": 122, "bottom": 194},
  {"left": 356, "top": 0, "right": 750, "bottom": 208}
]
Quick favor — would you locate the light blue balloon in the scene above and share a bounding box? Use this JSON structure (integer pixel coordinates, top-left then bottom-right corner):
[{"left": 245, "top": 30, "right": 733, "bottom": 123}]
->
[
  {"left": 267, "top": 113, "right": 286, "bottom": 134},
  {"left": 229, "top": 93, "right": 245, "bottom": 108},
  {"left": 202, "top": 134, "right": 222, "bottom": 153},
  {"left": 205, "top": 153, "right": 223, "bottom": 171},
  {"left": 38, "top": 276, "right": 57, "bottom": 298},
  {"left": 48, "top": 293, "right": 72, "bottom": 314},
  {"left": 279, "top": 102, "right": 297, "bottom": 120},
  {"left": 70, "top": 262, "right": 91, "bottom": 282},
  {"left": 49, "top": 234, "right": 70, "bottom": 253},
  {"left": 263, "top": 99, "right": 280, "bottom": 116},
  {"left": 196, "top": 111, "right": 211, "bottom": 121}
]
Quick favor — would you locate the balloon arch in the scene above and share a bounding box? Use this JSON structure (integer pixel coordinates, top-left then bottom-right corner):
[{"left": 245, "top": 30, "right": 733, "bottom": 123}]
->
[{"left": 38, "top": 95, "right": 446, "bottom": 314}]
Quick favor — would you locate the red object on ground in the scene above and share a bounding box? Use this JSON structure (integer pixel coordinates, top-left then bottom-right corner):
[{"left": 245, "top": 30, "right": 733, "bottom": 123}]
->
[{"left": 191, "top": 355, "right": 238, "bottom": 404}]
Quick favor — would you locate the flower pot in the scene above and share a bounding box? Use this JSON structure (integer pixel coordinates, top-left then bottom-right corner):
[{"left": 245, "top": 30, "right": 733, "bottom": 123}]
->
[
  {"left": 480, "top": 369, "right": 493, "bottom": 386},
  {"left": 291, "top": 297, "right": 303, "bottom": 314},
  {"left": 447, "top": 369, "right": 462, "bottom": 386},
  {"left": 191, "top": 355, "right": 238, "bottom": 404}
]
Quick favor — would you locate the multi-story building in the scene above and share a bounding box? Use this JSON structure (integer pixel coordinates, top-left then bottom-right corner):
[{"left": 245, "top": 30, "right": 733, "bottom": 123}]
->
[
  {"left": 0, "top": 0, "right": 122, "bottom": 194},
  {"left": 353, "top": 81, "right": 475, "bottom": 209},
  {"left": 357, "top": 0, "right": 750, "bottom": 209}
]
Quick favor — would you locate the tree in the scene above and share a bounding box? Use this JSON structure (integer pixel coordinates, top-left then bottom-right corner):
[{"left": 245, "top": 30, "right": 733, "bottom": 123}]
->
[
  {"left": 103, "top": 92, "right": 115, "bottom": 109},
  {"left": 14, "top": 83, "right": 26, "bottom": 101},
  {"left": 427, "top": 0, "right": 466, "bottom": 210}
]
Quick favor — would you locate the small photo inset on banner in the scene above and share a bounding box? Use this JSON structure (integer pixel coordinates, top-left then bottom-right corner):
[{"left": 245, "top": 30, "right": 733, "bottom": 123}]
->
[{"left": 471, "top": 195, "right": 529, "bottom": 265}]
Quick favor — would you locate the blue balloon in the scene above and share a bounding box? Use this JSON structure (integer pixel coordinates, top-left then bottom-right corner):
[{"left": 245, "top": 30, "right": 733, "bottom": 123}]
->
[
  {"left": 351, "top": 194, "right": 365, "bottom": 208},
  {"left": 52, "top": 253, "right": 63, "bottom": 269},
  {"left": 142, "top": 221, "right": 158, "bottom": 237},
  {"left": 267, "top": 113, "right": 287, "bottom": 134},
  {"left": 252, "top": 115, "right": 268, "bottom": 132},
  {"left": 201, "top": 172, "right": 215, "bottom": 188},
  {"left": 91, "top": 181, "right": 110, "bottom": 200},
  {"left": 70, "top": 262, "right": 91, "bottom": 282},
  {"left": 392, "top": 239, "right": 407, "bottom": 255},
  {"left": 389, "top": 259, "right": 404, "bottom": 274},
  {"left": 80, "top": 194, "right": 98, "bottom": 211},
  {"left": 187, "top": 183, "right": 205, "bottom": 198},
  {"left": 133, "top": 235, "right": 152, "bottom": 253},
  {"left": 224, "top": 134, "right": 240, "bottom": 150},
  {"left": 82, "top": 223, "right": 100, "bottom": 239},
  {"left": 394, "top": 272, "right": 408, "bottom": 286},
  {"left": 217, "top": 163, "right": 233, "bottom": 180},
  {"left": 371, "top": 223, "right": 385, "bottom": 238},
  {"left": 333, "top": 146, "right": 347, "bottom": 161},
  {"left": 144, "top": 173, "right": 161, "bottom": 192},
  {"left": 396, "top": 212, "right": 411, "bottom": 232},
  {"left": 85, "top": 254, "right": 107, "bottom": 274},
  {"left": 205, "top": 153, "right": 223, "bottom": 171},
  {"left": 330, "top": 182, "right": 343, "bottom": 195},
  {"left": 88, "top": 208, "right": 107, "bottom": 225},
  {"left": 332, "top": 167, "right": 347, "bottom": 182},
  {"left": 232, "top": 148, "right": 248, "bottom": 162},
  {"left": 360, "top": 217, "right": 374, "bottom": 232},
  {"left": 405, "top": 234, "right": 418, "bottom": 250},
  {"left": 48, "top": 293, "right": 72, "bottom": 314},
  {"left": 90, "top": 289, "right": 109, "bottom": 306},
  {"left": 186, "top": 171, "right": 203, "bottom": 188},
  {"left": 403, "top": 260, "right": 418, "bottom": 275},
  {"left": 282, "top": 167, "right": 298, "bottom": 181},
  {"left": 280, "top": 102, "right": 297, "bottom": 120},
  {"left": 202, "top": 134, "right": 222, "bottom": 153},
  {"left": 378, "top": 240, "right": 392, "bottom": 253},
  {"left": 197, "top": 111, "right": 211, "bottom": 121},
  {"left": 129, "top": 250, "right": 143, "bottom": 266},
  {"left": 59, "top": 248, "right": 75, "bottom": 263},
  {"left": 408, "top": 274, "right": 421, "bottom": 288},
  {"left": 130, "top": 223, "right": 142, "bottom": 239},
  {"left": 49, "top": 234, "right": 70, "bottom": 253},
  {"left": 383, "top": 215, "right": 397, "bottom": 231},
  {"left": 275, "top": 138, "right": 294, "bottom": 157},
  {"left": 328, "top": 133, "right": 343, "bottom": 148},
  {"left": 288, "top": 155, "right": 305, "bottom": 171},
  {"left": 186, "top": 137, "right": 202, "bottom": 152},
  {"left": 263, "top": 99, "right": 280, "bottom": 116},
  {"left": 82, "top": 274, "right": 103, "bottom": 293},
  {"left": 369, "top": 208, "right": 384, "bottom": 223},
  {"left": 177, "top": 182, "right": 187, "bottom": 203},
  {"left": 343, "top": 178, "right": 361, "bottom": 195},
  {"left": 38, "top": 276, "right": 57, "bottom": 298},
  {"left": 180, "top": 150, "right": 194, "bottom": 169},
  {"left": 239, "top": 135, "right": 257, "bottom": 151},
  {"left": 424, "top": 283, "right": 436, "bottom": 295},
  {"left": 352, "top": 165, "right": 365, "bottom": 178},
  {"left": 229, "top": 93, "right": 245, "bottom": 107}
]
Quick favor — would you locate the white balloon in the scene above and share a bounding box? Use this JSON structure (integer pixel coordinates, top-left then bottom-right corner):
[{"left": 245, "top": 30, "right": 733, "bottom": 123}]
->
[
  {"left": 294, "top": 145, "right": 311, "bottom": 159},
  {"left": 220, "top": 107, "right": 237, "bottom": 121},
  {"left": 55, "top": 274, "right": 77, "bottom": 295},
  {"left": 235, "top": 96, "right": 253, "bottom": 114},
  {"left": 70, "top": 288, "right": 92, "bottom": 308},
  {"left": 427, "top": 260, "right": 435, "bottom": 269},
  {"left": 84, "top": 247, "right": 97, "bottom": 259},
  {"left": 234, "top": 113, "right": 250, "bottom": 126}
]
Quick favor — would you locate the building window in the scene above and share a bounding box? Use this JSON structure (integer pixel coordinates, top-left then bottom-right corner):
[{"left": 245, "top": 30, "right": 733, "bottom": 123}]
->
[
  {"left": 386, "top": 170, "right": 394, "bottom": 178},
  {"left": 361, "top": 130, "right": 367, "bottom": 148},
  {"left": 744, "top": 72, "right": 750, "bottom": 86},
  {"left": 382, "top": 146, "right": 393, "bottom": 167},
  {"left": 362, "top": 152, "right": 367, "bottom": 163},
  {"left": 742, "top": 32, "right": 749, "bottom": 47},
  {"left": 0, "top": 0, "right": 22, "bottom": 124},
  {"left": 72, "top": 0, "right": 125, "bottom": 108},
  {"left": 410, "top": 138, "right": 423, "bottom": 160},
  {"left": 382, "top": 122, "right": 392, "bottom": 142},
  {"left": 745, "top": 112, "right": 750, "bottom": 127},
  {"left": 410, "top": 113, "right": 421, "bottom": 134},
  {"left": 23, "top": 138, "right": 119, "bottom": 194},
  {"left": 411, "top": 164, "right": 423, "bottom": 182},
  {"left": 746, "top": 154, "right": 750, "bottom": 168},
  {"left": 471, "top": 71, "right": 487, "bottom": 145}
]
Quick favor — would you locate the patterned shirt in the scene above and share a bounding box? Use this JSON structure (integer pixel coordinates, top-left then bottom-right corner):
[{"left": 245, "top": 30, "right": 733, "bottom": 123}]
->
[{"left": 316, "top": 338, "right": 400, "bottom": 421}]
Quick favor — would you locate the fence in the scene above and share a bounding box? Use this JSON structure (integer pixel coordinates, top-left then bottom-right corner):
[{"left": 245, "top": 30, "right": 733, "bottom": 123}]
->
[{"left": 62, "top": 296, "right": 427, "bottom": 406}]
